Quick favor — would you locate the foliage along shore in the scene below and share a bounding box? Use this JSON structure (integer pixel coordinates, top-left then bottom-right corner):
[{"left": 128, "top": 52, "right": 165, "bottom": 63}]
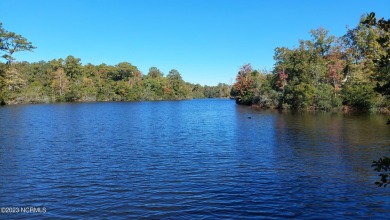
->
[
  {"left": 231, "top": 13, "right": 390, "bottom": 114},
  {"left": 0, "top": 58, "right": 231, "bottom": 105},
  {"left": 1, "top": 12, "right": 389, "bottom": 113},
  {"left": 0, "top": 23, "right": 231, "bottom": 105},
  {"left": 0, "top": 22, "right": 231, "bottom": 105}
]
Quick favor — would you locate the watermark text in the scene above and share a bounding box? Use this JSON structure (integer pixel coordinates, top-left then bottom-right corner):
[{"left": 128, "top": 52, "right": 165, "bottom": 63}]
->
[{"left": 1, "top": 206, "right": 46, "bottom": 214}]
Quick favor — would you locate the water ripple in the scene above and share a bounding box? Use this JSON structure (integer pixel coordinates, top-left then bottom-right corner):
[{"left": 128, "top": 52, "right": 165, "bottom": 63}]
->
[{"left": 0, "top": 100, "right": 390, "bottom": 219}]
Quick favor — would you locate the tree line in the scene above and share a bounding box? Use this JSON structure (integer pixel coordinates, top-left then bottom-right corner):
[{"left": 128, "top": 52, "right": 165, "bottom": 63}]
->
[
  {"left": 232, "top": 13, "right": 390, "bottom": 113},
  {"left": 0, "top": 23, "right": 231, "bottom": 105}
]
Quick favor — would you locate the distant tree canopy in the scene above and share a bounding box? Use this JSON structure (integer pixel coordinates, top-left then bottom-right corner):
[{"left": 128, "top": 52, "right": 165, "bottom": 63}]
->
[
  {"left": 0, "top": 57, "right": 231, "bottom": 104},
  {"left": 0, "top": 22, "right": 231, "bottom": 104},
  {"left": 232, "top": 13, "right": 390, "bottom": 113}
]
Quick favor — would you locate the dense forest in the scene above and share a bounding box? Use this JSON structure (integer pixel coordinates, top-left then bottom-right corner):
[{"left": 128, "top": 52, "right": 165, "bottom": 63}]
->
[
  {"left": 232, "top": 13, "right": 390, "bottom": 113},
  {"left": 0, "top": 23, "right": 231, "bottom": 105}
]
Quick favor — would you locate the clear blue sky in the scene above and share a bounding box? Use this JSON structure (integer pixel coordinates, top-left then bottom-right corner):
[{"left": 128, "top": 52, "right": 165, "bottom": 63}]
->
[{"left": 0, "top": 0, "right": 389, "bottom": 86}]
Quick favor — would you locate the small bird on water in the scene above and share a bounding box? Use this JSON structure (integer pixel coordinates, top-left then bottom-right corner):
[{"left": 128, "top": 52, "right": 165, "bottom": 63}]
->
[
  {"left": 387, "top": 119, "right": 390, "bottom": 125},
  {"left": 248, "top": 116, "right": 252, "bottom": 119}
]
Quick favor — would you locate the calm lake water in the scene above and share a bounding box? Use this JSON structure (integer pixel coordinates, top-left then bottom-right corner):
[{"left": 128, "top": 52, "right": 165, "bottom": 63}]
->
[{"left": 0, "top": 99, "right": 389, "bottom": 219}]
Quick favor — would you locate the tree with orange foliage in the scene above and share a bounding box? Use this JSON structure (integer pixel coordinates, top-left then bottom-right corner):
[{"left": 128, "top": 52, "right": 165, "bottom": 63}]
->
[{"left": 232, "top": 64, "right": 256, "bottom": 105}]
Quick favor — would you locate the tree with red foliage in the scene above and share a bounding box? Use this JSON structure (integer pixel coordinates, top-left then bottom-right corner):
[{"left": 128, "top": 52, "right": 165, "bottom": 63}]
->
[
  {"left": 326, "top": 50, "right": 345, "bottom": 98},
  {"left": 232, "top": 64, "right": 256, "bottom": 105}
]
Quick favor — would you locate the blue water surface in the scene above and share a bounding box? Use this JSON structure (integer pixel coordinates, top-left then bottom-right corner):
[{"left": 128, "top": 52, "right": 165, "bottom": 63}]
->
[{"left": 0, "top": 99, "right": 389, "bottom": 219}]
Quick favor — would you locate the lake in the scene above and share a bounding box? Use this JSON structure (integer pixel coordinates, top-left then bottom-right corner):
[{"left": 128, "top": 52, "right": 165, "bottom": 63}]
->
[{"left": 0, "top": 99, "right": 389, "bottom": 219}]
